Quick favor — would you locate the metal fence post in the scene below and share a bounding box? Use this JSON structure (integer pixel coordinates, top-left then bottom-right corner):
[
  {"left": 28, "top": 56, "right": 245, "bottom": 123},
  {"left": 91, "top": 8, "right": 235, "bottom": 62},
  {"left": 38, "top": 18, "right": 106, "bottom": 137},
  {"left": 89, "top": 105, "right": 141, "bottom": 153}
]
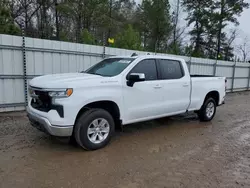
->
[
  {"left": 102, "top": 32, "right": 106, "bottom": 58},
  {"left": 188, "top": 56, "right": 192, "bottom": 72},
  {"left": 247, "top": 66, "right": 250, "bottom": 90},
  {"left": 231, "top": 62, "right": 236, "bottom": 92},
  {"left": 213, "top": 59, "right": 217, "bottom": 76},
  {"left": 22, "top": 21, "right": 28, "bottom": 108}
]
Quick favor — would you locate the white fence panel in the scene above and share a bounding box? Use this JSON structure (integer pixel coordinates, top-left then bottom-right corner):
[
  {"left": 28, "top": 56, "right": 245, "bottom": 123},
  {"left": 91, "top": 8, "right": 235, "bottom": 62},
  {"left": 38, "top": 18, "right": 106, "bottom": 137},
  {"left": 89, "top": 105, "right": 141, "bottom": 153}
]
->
[
  {"left": 234, "top": 79, "right": 249, "bottom": 91},
  {"left": 216, "top": 65, "right": 233, "bottom": 77},
  {"left": 235, "top": 67, "right": 249, "bottom": 77},
  {"left": 191, "top": 63, "right": 214, "bottom": 75},
  {"left": 226, "top": 79, "right": 233, "bottom": 90}
]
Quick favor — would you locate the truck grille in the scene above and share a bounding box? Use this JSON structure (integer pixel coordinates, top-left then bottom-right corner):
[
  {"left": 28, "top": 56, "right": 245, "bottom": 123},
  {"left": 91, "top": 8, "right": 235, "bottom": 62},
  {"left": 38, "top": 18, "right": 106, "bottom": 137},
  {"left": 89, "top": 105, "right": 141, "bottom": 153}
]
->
[
  {"left": 31, "top": 90, "right": 52, "bottom": 112},
  {"left": 30, "top": 87, "right": 64, "bottom": 117}
]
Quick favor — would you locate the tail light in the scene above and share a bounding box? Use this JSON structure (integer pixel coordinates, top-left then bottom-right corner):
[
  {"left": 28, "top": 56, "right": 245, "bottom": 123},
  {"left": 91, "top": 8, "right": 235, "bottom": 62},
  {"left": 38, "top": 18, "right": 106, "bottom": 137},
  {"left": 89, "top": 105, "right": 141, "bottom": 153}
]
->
[{"left": 225, "top": 79, "right": 227, "bottom": 91}]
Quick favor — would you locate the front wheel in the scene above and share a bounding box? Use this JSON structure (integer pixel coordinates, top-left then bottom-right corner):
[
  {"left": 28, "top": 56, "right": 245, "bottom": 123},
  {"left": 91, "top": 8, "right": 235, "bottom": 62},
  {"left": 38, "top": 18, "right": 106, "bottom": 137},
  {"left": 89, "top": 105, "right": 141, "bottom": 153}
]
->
[
  {"left": 74, "top": 109, "right": 115, "bottom": 150},
  {"left": 198, "top": 98, "right": 216, "bottom": 122}
]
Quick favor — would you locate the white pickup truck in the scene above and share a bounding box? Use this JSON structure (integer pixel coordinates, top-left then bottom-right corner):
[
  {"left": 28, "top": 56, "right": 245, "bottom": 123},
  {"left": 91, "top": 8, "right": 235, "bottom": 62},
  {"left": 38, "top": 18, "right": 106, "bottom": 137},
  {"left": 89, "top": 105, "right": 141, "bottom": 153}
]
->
[{"left": 27, "top": 55, "right": 226, "bottom": 150}]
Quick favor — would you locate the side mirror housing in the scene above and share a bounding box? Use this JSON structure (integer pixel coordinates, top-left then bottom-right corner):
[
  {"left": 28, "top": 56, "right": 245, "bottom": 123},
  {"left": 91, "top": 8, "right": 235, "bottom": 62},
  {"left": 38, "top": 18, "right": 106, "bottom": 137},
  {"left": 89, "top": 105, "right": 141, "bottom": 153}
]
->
[{"left": 127, "top": 73, "right": 145, "bottom": 87}]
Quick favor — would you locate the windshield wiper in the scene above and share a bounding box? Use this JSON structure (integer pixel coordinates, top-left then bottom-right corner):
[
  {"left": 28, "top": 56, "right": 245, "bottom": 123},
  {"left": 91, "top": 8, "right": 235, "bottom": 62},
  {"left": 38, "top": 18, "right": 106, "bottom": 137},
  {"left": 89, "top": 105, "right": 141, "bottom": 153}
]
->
[{"left": 84, "top": 72, "right": 104, "bottom": 76}]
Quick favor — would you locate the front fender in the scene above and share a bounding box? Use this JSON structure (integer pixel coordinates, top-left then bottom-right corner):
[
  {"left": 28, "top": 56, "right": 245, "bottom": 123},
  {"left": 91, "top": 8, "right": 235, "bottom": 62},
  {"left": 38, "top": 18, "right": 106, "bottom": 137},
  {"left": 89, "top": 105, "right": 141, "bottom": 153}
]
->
[{"left": 63, "top": 86, "right": 123, "bottom": 125}]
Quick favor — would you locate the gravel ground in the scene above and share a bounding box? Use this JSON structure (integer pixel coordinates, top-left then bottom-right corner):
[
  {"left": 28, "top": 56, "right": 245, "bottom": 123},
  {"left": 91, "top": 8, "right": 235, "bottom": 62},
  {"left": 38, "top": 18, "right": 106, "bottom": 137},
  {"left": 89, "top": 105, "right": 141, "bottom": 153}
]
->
[{"left": 1, "top": 92, "right": 250, "bottom": 188}]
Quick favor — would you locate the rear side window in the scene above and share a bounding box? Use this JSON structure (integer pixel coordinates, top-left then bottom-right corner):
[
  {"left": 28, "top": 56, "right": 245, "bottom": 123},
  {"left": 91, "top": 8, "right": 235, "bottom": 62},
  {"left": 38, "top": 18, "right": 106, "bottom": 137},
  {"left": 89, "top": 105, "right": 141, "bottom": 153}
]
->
[
  {"left": 159, "top": 59, "right": 184, "bottom": 79},
  {"left": 129, "top": 59, "right": 157, "bottom": 81}
]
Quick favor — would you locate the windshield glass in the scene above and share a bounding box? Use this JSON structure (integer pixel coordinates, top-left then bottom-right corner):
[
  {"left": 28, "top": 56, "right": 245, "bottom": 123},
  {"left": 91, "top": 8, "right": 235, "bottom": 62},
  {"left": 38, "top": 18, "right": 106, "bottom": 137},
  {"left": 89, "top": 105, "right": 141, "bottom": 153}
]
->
[{"left": 84, "top": 58, "right": 135, "bottom": 77}]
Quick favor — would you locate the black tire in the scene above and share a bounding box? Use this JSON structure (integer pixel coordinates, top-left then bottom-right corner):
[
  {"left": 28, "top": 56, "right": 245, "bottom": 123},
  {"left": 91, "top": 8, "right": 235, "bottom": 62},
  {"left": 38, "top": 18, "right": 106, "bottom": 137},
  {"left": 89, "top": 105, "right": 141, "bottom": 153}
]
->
[
  {"left": 198, "top": 98, "right": 216, "bottom": 122},
  {"left": 74, "top": 109, "right": 115, "bottom": 150},
  {"left": 69, "top": 135, "right": 78, "bottom": 146}
]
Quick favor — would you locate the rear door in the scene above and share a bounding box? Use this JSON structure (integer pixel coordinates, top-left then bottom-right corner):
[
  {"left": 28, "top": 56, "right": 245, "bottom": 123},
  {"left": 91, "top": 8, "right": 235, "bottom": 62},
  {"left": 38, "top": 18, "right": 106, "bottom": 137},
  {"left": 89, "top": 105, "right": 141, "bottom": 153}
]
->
[{"left": 157, "top": 59, "right": 190, "bottom": 114}]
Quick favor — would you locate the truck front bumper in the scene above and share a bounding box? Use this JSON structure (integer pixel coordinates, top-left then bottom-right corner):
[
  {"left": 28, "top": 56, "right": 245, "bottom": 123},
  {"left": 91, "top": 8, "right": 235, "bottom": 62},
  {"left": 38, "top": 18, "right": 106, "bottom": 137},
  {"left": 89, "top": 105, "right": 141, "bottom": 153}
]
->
[{"left": 27, "top": 107, "right": 73, "bottom": 137}]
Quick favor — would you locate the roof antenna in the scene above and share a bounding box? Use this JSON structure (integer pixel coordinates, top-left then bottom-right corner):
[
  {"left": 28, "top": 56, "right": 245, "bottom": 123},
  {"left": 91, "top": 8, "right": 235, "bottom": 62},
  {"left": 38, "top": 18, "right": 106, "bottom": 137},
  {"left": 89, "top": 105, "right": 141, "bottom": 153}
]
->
[{"left": 131, "top": 53, "right": 138, "bottom": 57}]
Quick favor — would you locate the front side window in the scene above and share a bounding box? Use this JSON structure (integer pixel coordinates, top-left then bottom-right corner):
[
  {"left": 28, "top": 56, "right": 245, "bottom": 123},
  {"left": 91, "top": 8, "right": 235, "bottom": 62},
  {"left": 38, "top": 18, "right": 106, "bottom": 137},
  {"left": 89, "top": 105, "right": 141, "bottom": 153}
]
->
[
  {"left": 129, "top": 59, "right": 157, "bottom": 80},
  {"left": 159, "top": 59, "right": 184, "bottom": 79},
  {"left": 84, "top": 58, "right": 135, "bottom": 77}
]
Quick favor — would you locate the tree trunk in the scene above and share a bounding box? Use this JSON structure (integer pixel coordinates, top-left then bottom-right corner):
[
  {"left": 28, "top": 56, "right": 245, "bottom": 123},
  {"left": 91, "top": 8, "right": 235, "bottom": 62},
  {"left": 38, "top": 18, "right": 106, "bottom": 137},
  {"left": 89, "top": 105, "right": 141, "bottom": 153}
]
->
[
  {"left": 216, "top": 0, "right": 225, "bottom": 60},
  {"left": 44, "top": 1, "right": 48, "bottom": 39},
  {"left": 173, "top": 0, "right": 180, "bottom": 54},
  {"left": 193, "top": 1, "right": 202, "bottom": 56},
  {"left": 24, "top": 0, "right": 28, "bottom": 34},
  {"left": 194, "top": 21, "right": 201, "bottom": 56},
  {"left": 225, "top": 46, "right": 229, "bottom": 61},
  {"left": 55, "top": 0, "right": 60, "bottom": 40},
  {"left": 107, "top": 0, "right": 113, "bottom": 46},
  {"left": 76, "top": 16, "right": 81, "bottom": 42},
  {"left": 76, "top": 1, "right": 83, "bottom": 42}
]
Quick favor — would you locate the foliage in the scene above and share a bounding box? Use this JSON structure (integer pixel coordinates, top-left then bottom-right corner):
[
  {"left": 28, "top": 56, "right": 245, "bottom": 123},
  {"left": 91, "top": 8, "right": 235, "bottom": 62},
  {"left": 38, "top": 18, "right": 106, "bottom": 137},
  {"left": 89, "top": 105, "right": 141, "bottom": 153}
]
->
[
  {"left": 137, "top": 0, "right": 172, "bottom": 52},
  {"left": 115, "top": 24, "right": 142, "bottom": 50},
  {"left": 0, "top": 0, "right": 20, "bottom": 35},
  {"left": 0, "top": 0, "right": 249, "bottom": 61},
  {"left": 182, "top": 0, "right": 214, "bottom": 57},
  {"left": 213, "top": 0, "right": 249, "bottom": 59},
  {"left": 182, "top": 0, "right": 249, "bottom": 60},
  {"left": 80, "top": 29, "right": 96, "bottom": 45}
]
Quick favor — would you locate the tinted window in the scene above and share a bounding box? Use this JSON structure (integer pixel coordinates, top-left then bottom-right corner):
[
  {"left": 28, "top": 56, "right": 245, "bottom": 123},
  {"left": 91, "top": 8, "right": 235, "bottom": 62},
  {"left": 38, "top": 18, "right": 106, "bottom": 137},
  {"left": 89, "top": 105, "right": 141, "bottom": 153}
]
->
[
  {"left": 84, "top": 58, "right": 134, "bottom": 77},
  {"left": 129, "top": 59, "right": 157, "bottom": 80},
  {"left": 159, "top": 59, "right": 183, "bottom": 79}
]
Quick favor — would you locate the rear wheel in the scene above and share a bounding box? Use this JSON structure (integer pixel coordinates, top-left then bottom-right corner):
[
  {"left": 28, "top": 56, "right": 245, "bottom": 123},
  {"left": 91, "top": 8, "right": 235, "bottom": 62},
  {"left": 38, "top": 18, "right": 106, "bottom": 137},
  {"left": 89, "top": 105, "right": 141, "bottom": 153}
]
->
[
  {"left": 198, "top": 98, "right": 216, "bottom": 122},
  {"left": 74, "top": 109, "right": 115, "bottom": 150}
]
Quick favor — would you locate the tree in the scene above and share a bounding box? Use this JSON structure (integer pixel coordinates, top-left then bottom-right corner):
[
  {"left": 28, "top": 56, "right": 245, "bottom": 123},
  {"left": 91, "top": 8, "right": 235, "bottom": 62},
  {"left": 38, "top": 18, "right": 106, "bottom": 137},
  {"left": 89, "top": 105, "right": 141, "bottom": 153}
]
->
[
  {"left": 237, "top": 37, "right": 250, "bottom": 62},
  {"left": 0, "top": 0, "right": 20, "bottom": 35},
  {"left": 35, "top": 0, "right": 55, "bottom": 39},
  {"left": 223, "top": 29, "right": 238, "bottom": 61},
  {"left": 182, "top": 0, "right": 213, "bottom": 57},
  {"left": 183, "top": 0, "right": 248, "bottom": 59},
  {"left": 213, "top": 0, "right": 249, "bottom": 59},
  {"left": 99, "top": 0, "right": 137, "bottom": 45},
  {"left": 171, "top": 0, "right": 186, "bottom": 54},
  {"left": 80, "top": 29, "right": 96, "bottom": 44},
  {"left": 1, "top": 0, "right": 249, "bottom": 62},
  {"left": 137, "top": 0, "right": 172, "bottom": 52},
  {"left": 115, "top": 24, "right": 142, "bottom": 50},
  {"left": 11, "top": 0, "right": 43, "bottom": 35},
  {"left": 167, "top": 10, "right": 186, "bottom": 55}
]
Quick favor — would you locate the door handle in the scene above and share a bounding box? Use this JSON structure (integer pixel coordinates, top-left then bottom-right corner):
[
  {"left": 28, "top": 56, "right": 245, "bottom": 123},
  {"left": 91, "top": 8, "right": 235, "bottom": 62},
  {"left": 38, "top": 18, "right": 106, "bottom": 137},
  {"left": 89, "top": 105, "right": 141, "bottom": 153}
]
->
[
  {"left": 183, "top": 83, "right": 189, "bottom": 87},
  {"left": 153, "top": 85, "right": 162, "bottom": 89}
]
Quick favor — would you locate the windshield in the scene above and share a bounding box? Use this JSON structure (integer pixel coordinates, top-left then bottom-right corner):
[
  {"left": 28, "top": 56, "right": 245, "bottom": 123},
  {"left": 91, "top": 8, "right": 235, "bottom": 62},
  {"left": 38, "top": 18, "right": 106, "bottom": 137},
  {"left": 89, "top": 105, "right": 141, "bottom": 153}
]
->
[{"left": 84, "top": 58, "right": 135, "bottom": 77}]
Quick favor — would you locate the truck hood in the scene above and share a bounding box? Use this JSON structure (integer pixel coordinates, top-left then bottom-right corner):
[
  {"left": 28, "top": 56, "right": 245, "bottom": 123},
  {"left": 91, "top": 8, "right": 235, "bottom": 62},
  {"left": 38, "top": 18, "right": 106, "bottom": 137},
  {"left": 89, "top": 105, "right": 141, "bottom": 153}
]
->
[{"left": 29, "top": 73, "right": 102, "bottom": 88}]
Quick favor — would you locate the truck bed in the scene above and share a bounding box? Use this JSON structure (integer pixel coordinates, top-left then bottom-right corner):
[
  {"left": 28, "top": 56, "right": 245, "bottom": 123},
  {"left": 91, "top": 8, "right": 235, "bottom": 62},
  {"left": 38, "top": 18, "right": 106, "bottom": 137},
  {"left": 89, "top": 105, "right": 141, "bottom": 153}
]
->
[
  {"left": 191, "top": 74, "right": 220, "bottom": 77},
  {"left": 188, "top": 75, "right": 226, "bottom": 111}
]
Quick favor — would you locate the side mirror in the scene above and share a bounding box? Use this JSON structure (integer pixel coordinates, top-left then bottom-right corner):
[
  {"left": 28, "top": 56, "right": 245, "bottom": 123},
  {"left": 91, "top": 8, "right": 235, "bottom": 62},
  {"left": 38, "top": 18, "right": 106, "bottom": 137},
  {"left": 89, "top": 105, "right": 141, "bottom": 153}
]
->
[{"left": 127, "top": 73, "right": 145, "bottom": 87}]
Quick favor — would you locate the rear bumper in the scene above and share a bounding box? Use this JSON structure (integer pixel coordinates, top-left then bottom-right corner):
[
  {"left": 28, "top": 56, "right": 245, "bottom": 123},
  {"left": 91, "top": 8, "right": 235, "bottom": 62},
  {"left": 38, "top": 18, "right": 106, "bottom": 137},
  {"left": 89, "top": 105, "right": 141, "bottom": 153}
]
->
[
  {"left": 27, "top": 107, "right": 73, "bottom": 137},
  {"left": 219, "top": 101, "right": 225, "bottom": 106},
  {"left": 219, "top": 96, "right": 225, "bottom": 106}
]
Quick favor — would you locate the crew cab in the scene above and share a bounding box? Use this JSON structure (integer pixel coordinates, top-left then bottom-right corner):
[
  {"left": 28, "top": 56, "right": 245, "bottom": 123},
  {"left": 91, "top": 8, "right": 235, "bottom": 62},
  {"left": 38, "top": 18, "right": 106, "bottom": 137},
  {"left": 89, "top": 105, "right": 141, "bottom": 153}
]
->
[{"left": 27, "top": 55, "right": 226, "bottom": 150}]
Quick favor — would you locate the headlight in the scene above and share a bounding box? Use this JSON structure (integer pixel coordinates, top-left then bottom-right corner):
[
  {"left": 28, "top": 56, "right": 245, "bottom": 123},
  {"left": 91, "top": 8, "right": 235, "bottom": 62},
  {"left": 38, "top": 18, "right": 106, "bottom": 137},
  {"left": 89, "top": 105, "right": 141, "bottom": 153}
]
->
[
  {"left": 29, "top": 88, "right": 34, "bottom": 95},
  {"left": 28, "top": 87, "right": 37, "bottom": 98},
  {"left": 48, "top": 88, "right": 73, "bottom": 98}
]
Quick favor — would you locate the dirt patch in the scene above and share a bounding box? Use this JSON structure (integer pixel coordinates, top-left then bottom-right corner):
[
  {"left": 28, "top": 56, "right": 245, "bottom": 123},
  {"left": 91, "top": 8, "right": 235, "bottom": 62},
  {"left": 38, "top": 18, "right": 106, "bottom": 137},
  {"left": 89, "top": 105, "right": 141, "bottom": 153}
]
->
[{"left": 1, "top": 92, "right": 250, "bottom": 188}]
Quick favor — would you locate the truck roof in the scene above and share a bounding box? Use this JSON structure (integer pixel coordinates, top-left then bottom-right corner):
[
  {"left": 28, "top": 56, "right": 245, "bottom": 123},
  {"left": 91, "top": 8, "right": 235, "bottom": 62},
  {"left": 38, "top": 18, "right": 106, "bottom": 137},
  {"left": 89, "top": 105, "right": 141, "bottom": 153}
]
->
[{"left": 108, "top": 55, "right": 185, "bottom": 62}]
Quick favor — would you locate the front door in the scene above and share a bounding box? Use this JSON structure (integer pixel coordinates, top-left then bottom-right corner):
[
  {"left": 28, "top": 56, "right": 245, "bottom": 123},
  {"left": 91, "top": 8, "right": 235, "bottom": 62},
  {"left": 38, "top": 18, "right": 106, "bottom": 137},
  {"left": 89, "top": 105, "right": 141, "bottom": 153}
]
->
[{"left": 122, "top": 59, "right": 165, "bottom": 124}]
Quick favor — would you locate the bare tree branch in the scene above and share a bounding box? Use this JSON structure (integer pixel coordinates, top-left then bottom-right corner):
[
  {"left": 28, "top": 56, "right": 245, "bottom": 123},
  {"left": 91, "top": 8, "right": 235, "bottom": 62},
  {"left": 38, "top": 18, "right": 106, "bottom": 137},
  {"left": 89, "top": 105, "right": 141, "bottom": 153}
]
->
[{"left": 237, "top": 37, "right": 250, "bottom": 62}]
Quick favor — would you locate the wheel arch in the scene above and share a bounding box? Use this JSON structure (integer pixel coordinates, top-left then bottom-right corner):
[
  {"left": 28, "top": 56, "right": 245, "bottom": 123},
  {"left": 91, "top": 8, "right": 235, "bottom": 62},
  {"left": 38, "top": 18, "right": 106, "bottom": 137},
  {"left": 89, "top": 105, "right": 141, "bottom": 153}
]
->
[
  {"left": 204, "top": 90, "right": 220, "bottom": 106},
  {"left": 75, "top": 100, "right": 121, "bottom": 126}
]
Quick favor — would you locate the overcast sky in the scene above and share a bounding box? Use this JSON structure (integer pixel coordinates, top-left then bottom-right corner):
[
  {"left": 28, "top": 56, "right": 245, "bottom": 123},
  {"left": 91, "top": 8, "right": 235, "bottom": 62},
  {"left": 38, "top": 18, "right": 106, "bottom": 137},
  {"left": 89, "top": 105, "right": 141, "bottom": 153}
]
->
[
  {"left": 135, "top": 0, "right": 250, "bottom": 44},
  {"left": 237, "top": 3, "right": 250, "bottom": 39}
]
